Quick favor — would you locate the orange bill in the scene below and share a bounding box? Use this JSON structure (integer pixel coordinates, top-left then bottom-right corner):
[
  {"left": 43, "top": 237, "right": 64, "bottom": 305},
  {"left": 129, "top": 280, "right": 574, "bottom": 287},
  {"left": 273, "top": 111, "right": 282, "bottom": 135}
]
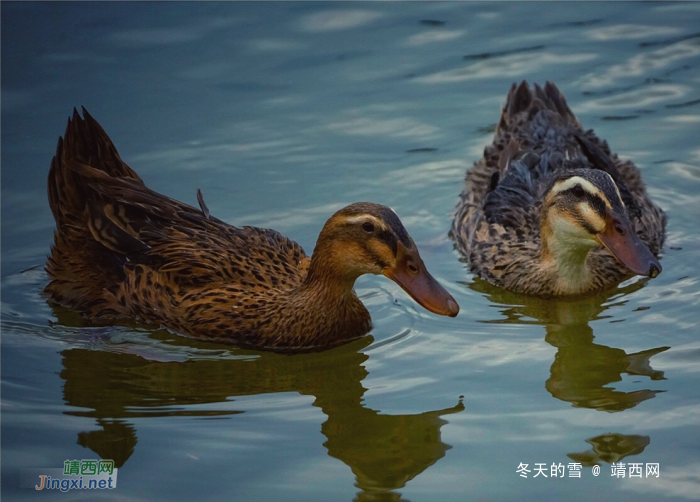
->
[
  {"left": 383, "top": 242, "right": 460, "bottom": 317},
  {"left": 596, "top": 214, "right": 662, "bottom": 278}
]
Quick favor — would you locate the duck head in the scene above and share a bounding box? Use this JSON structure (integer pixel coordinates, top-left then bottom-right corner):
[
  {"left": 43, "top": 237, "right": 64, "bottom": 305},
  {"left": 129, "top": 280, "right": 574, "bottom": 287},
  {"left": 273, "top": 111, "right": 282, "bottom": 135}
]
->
[
  {"left": 309, "top": 202, "right": 459, "bottom": 317},
  {"left": 542, "top": 169, "right": 661, "bottom": 280}
]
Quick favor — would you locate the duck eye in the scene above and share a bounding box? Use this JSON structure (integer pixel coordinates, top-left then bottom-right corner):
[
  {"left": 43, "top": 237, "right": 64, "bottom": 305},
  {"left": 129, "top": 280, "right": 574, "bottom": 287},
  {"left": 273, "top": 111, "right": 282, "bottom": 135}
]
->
[
  {"left": 362, "top": 221, "right": 375, "bottom": 233},
  {"left": 571, "top": 185, "right": 585, "bottom": 198}
]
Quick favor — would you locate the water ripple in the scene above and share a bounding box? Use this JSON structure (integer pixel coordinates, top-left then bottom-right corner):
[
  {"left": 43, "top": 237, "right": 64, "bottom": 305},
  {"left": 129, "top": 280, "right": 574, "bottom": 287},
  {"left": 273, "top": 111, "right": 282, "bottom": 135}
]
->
[
  {"left": 404, "top": 29, "right": 466, "bottom": 47},
  {"left": 619, "top": 463, "right": 700, "bottom": 500},
  {"left": 416, "top": 52, "right": 596, "bottom": 84},
  {"left": 581, "top": 36, "right": 700, "bottom": 89},
  {"left": 108, "top": 17, "right": 242, "bottom": 47},
  {"left": 587, "top": 24, "right": 682, "bottom": 41},
  {"left": 297, "top": 9, "right": 383, "bottom": 33},
  {"left": 578, "top": 84, "right": 691, "bottom": 111}
]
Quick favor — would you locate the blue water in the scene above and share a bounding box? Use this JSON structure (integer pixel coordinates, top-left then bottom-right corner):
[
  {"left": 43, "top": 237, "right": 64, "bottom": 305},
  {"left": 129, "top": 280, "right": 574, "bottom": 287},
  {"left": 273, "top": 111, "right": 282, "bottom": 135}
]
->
[{"left": 2, "top": 2, "right": 699, "bottom": 501}]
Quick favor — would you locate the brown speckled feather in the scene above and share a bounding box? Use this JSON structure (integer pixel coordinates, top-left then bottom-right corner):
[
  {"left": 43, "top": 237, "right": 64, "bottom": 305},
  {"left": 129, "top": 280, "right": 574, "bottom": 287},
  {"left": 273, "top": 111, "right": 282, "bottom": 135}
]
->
[
  {"left": 45, "top": 110, "right": 324, "bottom": 348},
  {"left": 451, "top": 82, "right": 666, "bottom": 296},
  {"left": 46, "top": 109, "right": 458, "bottom": 349}
]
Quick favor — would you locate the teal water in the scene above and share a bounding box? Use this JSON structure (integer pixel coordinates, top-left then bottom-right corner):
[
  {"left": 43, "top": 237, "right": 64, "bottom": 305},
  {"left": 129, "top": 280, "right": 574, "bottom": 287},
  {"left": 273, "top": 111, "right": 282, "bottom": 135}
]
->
[{"left": 2, "top": 2, "right": 699, "bottom": 501}]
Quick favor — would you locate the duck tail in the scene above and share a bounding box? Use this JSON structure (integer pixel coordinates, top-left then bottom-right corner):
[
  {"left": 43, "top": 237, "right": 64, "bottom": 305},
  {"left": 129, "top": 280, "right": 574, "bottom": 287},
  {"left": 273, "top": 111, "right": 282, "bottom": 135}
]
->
[
  {"left": 46, "top": 110, "right": 148, "bottom": 315},
  {"left": 538, "top": 81, "right": 579, "bottom": 126},
  {"left": 48, "top": 108, "right": 143, "bottom": 228},
  {"left": 498, "top": 81, "right": 581, "bottom": 133}
]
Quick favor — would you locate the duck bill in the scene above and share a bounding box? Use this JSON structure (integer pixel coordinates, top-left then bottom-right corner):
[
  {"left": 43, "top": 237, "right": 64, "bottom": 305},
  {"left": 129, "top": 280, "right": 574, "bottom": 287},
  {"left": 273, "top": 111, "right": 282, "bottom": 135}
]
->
[
  {"left": 596, "top": 215, "right": 662, "bottom": 278},
  {"left": 383, "top": 243, "right": 460, "bottom": 317}
]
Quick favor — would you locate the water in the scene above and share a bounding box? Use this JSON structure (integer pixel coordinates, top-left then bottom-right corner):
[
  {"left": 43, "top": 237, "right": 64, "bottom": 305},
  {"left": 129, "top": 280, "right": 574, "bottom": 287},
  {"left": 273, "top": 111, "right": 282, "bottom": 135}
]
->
[{"left": 2, "top": 2, "right": 699, "bottom": 501}]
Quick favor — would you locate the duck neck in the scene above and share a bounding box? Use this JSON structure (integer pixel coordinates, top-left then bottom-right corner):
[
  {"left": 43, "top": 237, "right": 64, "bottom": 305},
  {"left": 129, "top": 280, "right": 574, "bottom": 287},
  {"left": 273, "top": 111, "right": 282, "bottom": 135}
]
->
[
  {"left": 541, "top": 222, "right": 596, "bottom": 295},
  {"left": 304, "top": 242, "right": 361, "bottom": 294},
  {"left": 269, "top": 246, "right": 372, "bottom": 349}
]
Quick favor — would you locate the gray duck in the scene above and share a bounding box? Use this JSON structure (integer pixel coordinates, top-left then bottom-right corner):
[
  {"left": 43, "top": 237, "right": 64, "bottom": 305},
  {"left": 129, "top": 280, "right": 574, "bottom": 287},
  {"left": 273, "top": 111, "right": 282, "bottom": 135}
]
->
[{"left": 451, "top": 81, "right": 665, "bottom": 296}]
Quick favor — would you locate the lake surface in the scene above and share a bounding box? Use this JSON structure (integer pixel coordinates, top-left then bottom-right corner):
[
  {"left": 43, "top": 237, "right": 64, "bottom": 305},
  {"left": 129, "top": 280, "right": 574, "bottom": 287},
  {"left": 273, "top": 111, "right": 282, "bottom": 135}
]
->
[{"left": 2, "top": 2, "right": 699, "bottom": 501}]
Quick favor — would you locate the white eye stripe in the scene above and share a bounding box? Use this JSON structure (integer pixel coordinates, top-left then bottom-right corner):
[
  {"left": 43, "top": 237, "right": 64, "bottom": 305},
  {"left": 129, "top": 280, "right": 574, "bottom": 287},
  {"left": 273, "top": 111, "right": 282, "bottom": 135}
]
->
[
  {"left": 552, "top": 176, "right": 600, "bottom": 196},
  {"left": 342, "top": 214, "right": 388, "bottom": 230},
  {"left": 551, "top": 176, "right": 613, "bottom": 209},
  {"left": 610, "top": 179, "right": 625, "bottom": 208}
]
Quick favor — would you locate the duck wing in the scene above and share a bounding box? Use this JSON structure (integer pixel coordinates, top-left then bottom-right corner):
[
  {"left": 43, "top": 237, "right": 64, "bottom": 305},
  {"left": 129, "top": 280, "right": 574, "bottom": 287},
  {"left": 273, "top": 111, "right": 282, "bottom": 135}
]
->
[
  {"left": 573, "top": 132, "right": 641, "bottom": 220},
  {"left": 67, "top": 159, "right": 309, "bottom": 291},
  {"left": 48, "top": 108, "right": 309, "bottom": 302},
  {"left": 462, "top": 81, "right": 660, "bottom": 230},
  {"left": 482, "top": 149, "right": 547, "bottom": 228}
]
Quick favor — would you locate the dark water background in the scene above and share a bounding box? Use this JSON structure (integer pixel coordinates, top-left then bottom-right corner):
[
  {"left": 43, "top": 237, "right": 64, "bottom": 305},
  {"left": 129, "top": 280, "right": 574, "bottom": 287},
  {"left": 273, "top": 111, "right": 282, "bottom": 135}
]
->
[{"left": 2, "top": 2, "right": 699, "bottom": 501}]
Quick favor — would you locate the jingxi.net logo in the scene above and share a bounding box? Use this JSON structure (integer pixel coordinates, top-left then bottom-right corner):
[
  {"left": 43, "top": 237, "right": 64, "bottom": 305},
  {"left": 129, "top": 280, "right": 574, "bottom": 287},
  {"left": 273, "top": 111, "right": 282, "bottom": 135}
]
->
[{"left": 21, "top": 459, "right": 118, "bottom": 492}]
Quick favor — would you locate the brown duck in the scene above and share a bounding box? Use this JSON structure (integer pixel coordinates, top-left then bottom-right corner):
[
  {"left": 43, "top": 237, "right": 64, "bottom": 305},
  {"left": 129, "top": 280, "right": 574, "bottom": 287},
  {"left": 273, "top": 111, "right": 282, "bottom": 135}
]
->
[
  {"left": 451, "top": 82, "right": 666, "bottom": 296},
  {"left": 45, "top": 109, "right": 459, "bottom": 350}
]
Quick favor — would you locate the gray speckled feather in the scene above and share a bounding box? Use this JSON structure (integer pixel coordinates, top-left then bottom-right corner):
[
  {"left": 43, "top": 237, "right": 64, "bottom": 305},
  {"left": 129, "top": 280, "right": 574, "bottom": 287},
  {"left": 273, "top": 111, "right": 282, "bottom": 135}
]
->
[{"left": 451, "top": 81, "right": 666, "bottom": 296}]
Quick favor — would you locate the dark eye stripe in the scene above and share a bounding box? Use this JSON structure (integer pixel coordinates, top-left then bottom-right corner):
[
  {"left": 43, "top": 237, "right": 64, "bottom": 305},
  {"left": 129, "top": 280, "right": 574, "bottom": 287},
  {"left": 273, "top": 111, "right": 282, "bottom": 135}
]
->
[
  {"left": 571, "top": 193, "right": 608, "bottom": 235},
  {"left": 587, "top": 193, "right": 607, "bottom": 217},
  {"left": 376, "top": 229, "right": 398, "bottom": 256},
  {"left": 375, "top": 258, "right": 389, "bottom": 269},
  {"left": 571, "top": 185, "right": 585, "bottom": 197},
  {"left": 564, "top": 186, "right": 607, "bottom": 217},
  {"left": 371, "top": 207, "right": 411, "bottom": 248},
  {"left": 565, "top": 185, "right": 592, "bottom": 198}
]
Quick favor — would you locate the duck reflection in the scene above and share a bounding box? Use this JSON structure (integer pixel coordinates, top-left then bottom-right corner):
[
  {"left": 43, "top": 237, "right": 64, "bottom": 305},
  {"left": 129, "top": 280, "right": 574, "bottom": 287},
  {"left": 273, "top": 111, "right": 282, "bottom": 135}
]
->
[
  {"left": 567, "top": 433, "right": 650, "bottom": 466},
  {"left": 466, "top": 278, "right": 665, "bottom": 467},
  {"left": 58, "top": 333, "right": 462, "bottom": 500},
  {"left": 546, "top": 326, "right": 667, "bottom": 412},
  {"left": 467, "top": 277, "right": 669, "bottom": 412}
]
